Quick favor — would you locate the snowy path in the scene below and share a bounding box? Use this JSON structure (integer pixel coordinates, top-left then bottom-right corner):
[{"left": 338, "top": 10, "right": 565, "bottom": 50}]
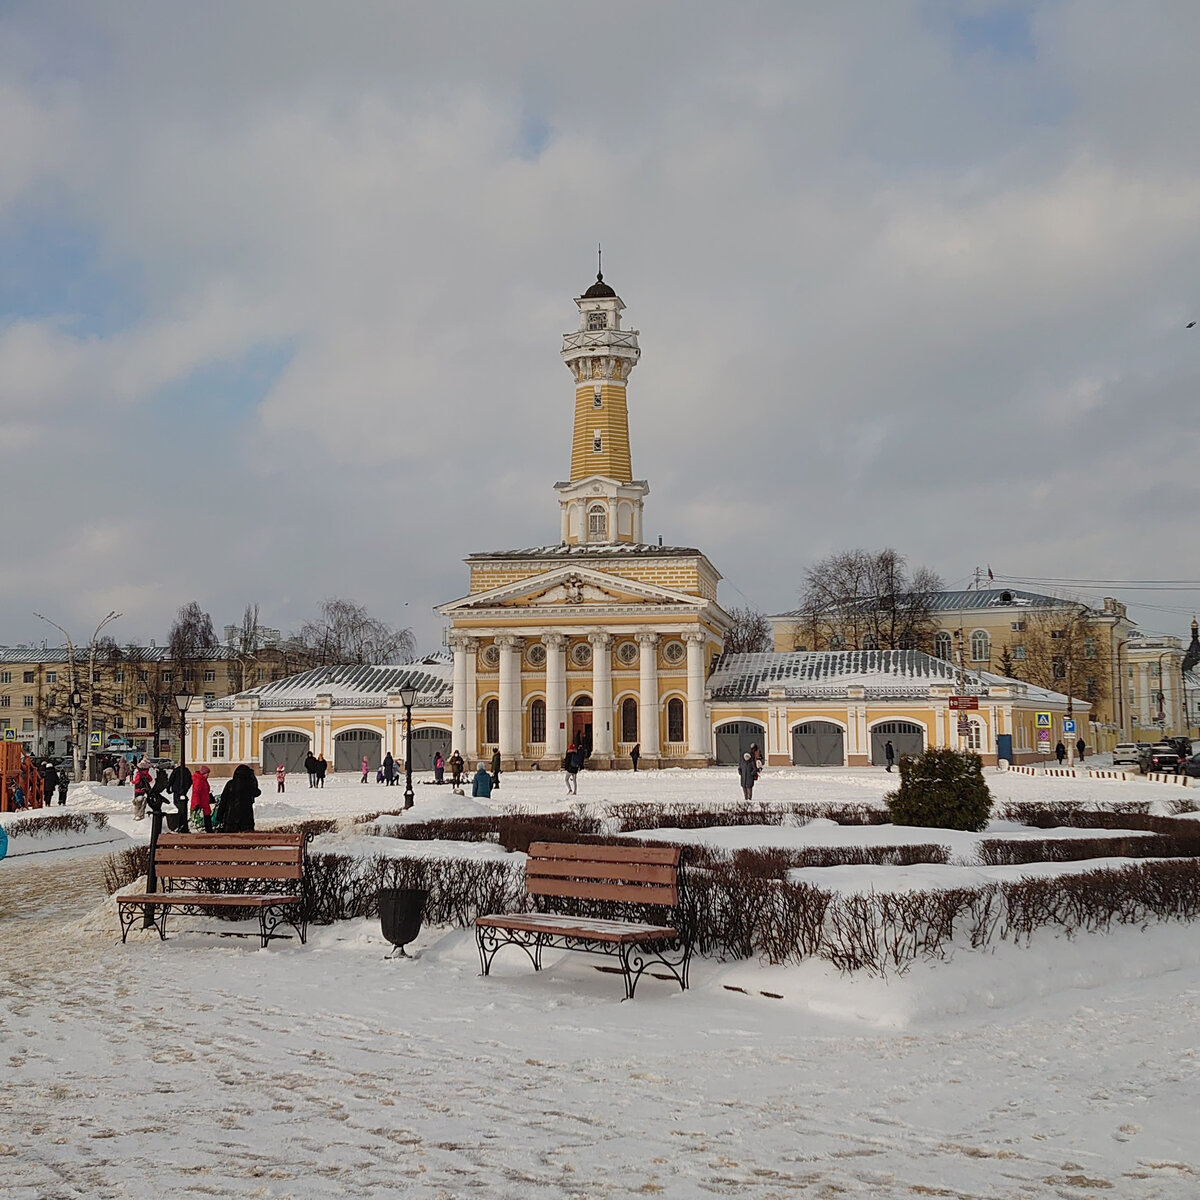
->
[{"left": 2, "top": 851, "right": 1199, "bottom": 1198}]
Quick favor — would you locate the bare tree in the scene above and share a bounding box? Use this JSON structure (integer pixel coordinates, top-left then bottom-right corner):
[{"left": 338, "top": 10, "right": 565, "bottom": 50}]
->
[
  {"left": 298, "top": 598, "right": 415, "bottom": 666},
  {"left": 1018, "top": 605, "right": 1109, "bottom": 712},
  {"left": 794, "top": 549, "right": 944, "bottom": 652},
  {"left": 724, "top": 606, "right": 773, "bottom": 655}
]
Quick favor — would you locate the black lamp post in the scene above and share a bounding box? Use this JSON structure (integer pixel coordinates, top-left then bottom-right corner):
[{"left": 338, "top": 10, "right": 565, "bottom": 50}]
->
[
  {"left": 399, "top": 684, "right": 417, "bottom": 809},
  {"left": 174, "top": 689, "right": 192, "bottom": 771}
]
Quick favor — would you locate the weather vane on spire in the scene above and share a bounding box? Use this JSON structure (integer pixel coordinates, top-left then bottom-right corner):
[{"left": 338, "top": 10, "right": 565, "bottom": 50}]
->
[{"left": 597, "top": 242, "right": 602, "bottom": 280}]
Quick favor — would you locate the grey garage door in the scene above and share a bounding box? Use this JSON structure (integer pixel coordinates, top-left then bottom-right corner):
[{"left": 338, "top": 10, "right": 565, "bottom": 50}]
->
[
  {"left": 262, "top": 731, "right": 311, "bottom": 774},
  {"left": 714, "top": 721, "right": 767, "bottom": 766},
  {"left": 791, "top": 721, "right": 845, "bottom": 767},
  {"left": 334, "top": 728, "right": 382, "bottom": 772},
  {"left": 870, "top": 721, "right": 925, "bottom": 766},
  {"left": 408, "top": 727, "right": 452, "bottom": 772}
]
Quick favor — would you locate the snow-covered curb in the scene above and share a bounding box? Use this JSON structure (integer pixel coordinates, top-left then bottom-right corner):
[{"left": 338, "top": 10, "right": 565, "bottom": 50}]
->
[{"left": 0, "top": 811, "right": 131, "bottom": 858}]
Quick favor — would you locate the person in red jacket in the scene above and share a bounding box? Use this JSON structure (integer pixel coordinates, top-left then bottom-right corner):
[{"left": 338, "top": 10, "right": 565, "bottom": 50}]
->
[{"left": 190, "top": 765, "right": 213, "bottom": 832}]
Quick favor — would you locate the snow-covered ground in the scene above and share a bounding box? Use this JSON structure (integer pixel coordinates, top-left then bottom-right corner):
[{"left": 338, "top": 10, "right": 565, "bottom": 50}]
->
[{"left": 2, "top": 766, "right": 1198, "bottom": 1196}]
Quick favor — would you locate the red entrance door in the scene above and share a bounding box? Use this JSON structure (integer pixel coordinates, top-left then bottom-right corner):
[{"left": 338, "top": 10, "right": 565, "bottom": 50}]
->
[{"left": 571, "top": 707, "right": 593, "bottom": 755}]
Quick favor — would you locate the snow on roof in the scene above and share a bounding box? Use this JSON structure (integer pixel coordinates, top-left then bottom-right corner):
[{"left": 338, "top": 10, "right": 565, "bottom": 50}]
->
[
  {"left": 207, "top": 661, "right": 453, "bottom": 710},
  {"left": 771, "top": 588, "right": 1079, "bottom": 620},
  {"left": 0, "top": 644, "right": 240, "bottom": 664},
  {"left": 708, "top": 650, "right": 1073, "bottom": 705},
  {"left": 468, "top": 543, "right": 704, "bottom": 560}
]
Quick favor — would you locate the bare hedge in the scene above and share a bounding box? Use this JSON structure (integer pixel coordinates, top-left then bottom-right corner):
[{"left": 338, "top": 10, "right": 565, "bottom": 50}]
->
[{"left": 7, "top": 811, "right": 109, "bottom": 839}]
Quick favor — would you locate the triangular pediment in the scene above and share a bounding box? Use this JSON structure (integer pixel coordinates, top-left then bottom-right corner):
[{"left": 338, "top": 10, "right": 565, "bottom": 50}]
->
[{"left": 437, "top": 565, "right": 706, "bottom": 615}]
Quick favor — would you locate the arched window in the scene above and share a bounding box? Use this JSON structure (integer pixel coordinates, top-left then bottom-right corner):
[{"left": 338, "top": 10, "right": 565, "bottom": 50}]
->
[
  {"left": 529, "top": 698, "right": 546, "bottom": 744},
  {"left": 210, "top": 729, "right": 226, "bottom": 760},
  {"left": 588, "top": 504, "right": 607, "bottom": 541},
  {"left": 621, "top": 697, "right": 638, "bottom": 742},
  {"left": 970, "top": 630, "right": 991, "bottom": 662},
  {"left": 934, "top": 631, "right": 952, "bottom": 660},
  {"left": 966, "top": 720, "right": 983, "bottom": 751},
  {"left": 666, "top": 697, "right": 684, "bottom": 743},
  {"left": 484, "top": 698, "right": 499, "bottom": 744}
]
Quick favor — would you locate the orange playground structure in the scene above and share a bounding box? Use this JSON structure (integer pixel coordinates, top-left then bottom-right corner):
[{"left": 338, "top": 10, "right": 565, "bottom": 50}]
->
[{"left": 0, "top": 742, "right": 45, "bottom": 812}]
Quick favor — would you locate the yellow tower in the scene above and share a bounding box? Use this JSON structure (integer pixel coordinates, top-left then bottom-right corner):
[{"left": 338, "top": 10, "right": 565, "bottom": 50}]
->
[{"left": 555, "top": 263, "right": 648, "bottom": 545}]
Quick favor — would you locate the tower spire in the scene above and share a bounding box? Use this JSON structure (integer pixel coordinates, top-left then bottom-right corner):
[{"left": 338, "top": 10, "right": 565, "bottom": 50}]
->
[{"left": 597, "top": 242, "right": 602, "bottom": 281}]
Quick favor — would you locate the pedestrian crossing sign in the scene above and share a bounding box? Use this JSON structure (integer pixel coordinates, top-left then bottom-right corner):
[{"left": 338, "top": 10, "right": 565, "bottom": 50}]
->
[
  {"left": 2, "top": 728, "right": 14, "bottom": 741},
  {"left": 1035, "top": 712, "right": 1052, "bottom": 728},
  {"left": 89, "top": 731, "right": 102, "bottom": 748}
]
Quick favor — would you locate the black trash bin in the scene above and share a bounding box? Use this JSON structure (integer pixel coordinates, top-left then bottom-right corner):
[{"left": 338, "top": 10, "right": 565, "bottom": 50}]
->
[{"left": 379, "top": 888, "right": 428, "bottom": 958}]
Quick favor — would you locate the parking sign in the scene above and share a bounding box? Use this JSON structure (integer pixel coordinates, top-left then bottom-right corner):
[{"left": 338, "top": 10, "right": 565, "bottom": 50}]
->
[{"left": 1063, "top": 718, "right": 1076, "bottom": 735}]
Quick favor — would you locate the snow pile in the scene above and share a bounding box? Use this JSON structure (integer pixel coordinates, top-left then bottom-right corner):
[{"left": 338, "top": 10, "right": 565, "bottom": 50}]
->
[{"left": 0, "top": 809, "right": 130, "bottom": 857}]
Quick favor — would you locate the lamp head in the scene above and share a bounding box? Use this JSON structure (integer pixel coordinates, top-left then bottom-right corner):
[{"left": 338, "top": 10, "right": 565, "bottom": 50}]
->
[
  {"left": 174, "top": 689, "right": 193, "bottom": 713},
  {"left": 398, "top": 685, "right": 418, "bottom": 708}
]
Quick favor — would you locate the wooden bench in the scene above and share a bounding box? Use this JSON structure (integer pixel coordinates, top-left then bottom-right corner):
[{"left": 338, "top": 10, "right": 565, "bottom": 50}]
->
[
  {"left": 116, "top": 832, "right": 310, "bottom": 948},
  {"left": 476, "top": 841, "right": 691, "bottom": 999}
]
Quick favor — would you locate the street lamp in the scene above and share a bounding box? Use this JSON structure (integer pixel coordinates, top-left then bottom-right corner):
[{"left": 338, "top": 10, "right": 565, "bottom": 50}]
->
[
  {"left": 174, "top": 689, "right": 192, "bottom": 769},
  {"left": 399, "top": 684, "right": 417, "bottom": 809},
  {"left": 68, "top": 689, "right": 83, "bottom": 782},
  {"left": 1156, "top": 652, "right": 1173, "bottom": 734}
]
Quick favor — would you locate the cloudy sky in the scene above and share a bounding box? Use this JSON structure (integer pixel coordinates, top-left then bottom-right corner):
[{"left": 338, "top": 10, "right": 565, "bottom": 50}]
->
[{"left": 2, "top": 1, "right": 1199, "bottom": 653}]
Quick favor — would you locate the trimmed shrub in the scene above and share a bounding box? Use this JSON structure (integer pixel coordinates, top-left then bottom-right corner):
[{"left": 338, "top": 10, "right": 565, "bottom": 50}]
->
[
  {"left": 886, "top": 748, "right": 992, "bottom": 832},
  {"left": 605, "top": 800, "right": 887, "bottom": 833},
  {"left": 7, "top": 812, "right": 109, "bottom": 839}
]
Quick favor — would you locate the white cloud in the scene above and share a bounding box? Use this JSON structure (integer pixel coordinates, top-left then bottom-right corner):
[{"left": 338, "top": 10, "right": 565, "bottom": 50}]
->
[{"left": 1, "top": 1, "right": 1199, "bottom": 648}]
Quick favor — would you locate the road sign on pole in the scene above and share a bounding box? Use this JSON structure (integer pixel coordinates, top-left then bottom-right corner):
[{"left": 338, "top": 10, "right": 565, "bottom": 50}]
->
[
  {"left": 1063, "top": 718, "right": 1076, "bottom": 735},
  {"left": 89, "top": 731, "right": 102, "bottom": 749},
  {"left": 949, "top": 696, "right": 979, "bottom": 710},
  {"left": 1035, "top": 712, "right": 1052, "bottom": 729}
]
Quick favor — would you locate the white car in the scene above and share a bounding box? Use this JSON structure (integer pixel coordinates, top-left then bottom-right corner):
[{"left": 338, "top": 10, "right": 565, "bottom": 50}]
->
[{"left": 1112, "top": 743, "right": 1140, "bottom": 766}]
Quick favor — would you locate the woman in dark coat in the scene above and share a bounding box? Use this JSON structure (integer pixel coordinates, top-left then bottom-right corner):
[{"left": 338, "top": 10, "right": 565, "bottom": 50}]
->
[
  {"left": 216, "top": 764, "right": 260, "bottom": 832},
  {"left": 738, "top": 752, "right": 758, "bottom": 801},
  {"left": 1055, "top": 741, "right": 1067, "bottom": 765}
]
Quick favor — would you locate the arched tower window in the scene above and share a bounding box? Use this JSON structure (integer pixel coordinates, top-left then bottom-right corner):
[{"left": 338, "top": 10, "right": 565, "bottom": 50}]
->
[
  {"left": 529, "top": 698, "right": 546, "bottom": 745},
  {"left": 934, "top": 631, "right": 952, "bottom": 660},
  {"left": 970, "top": 630, "right": 991, "bottom": 662},
  {"left": 667, "top": 697, "right": 684, "bottom": 743},
  {"left": 588, "top": 504, "right": 607, "bottom": 542},
  {"left": 621, "top": 697, "right": 638, "bottom": 743},
  {"left": 484, "top": 698, "right": 499, "bottom": 744},
  {"left": 210, "top": 729, "right": 226, "bottom": 760}
]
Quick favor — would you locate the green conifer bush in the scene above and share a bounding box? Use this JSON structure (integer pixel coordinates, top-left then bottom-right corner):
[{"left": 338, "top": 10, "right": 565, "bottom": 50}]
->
[{"left": 886, "top": 747, "right": 992, "bottom": 832}]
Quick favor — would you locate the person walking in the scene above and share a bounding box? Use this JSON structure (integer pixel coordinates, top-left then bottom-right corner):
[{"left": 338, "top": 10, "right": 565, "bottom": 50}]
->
[
  {"left": 739, "top": 751, "right": 757, "bottom": 801},
  {"left": 304, "top": 752, "right": 318, "bottom": 789},
  {"left": 885, "top": 740, "right": 895, "bottom": 773},
  {"left": 56, "top": 773, "right": 68, "bottom": 806},
  {"left": 630, "top": 743, "right": 640, "bottom": 772},
  {"left": 116, "top": 756, "right": 130, "bottom": 787},
  {"left": 316, "top": 753, "right": 327, "bottom": 787},
  {"left": 1076, "top": 737, "right": 1086, "bottom": 762},
  {"left": 190, "top": 765, "right": 213, "bottom": 832},
  {"left": 563, "top": 743, "right": 580, "bottom": 795},
  {"left": 471, "top": 761, "right": 493, "bottom": 798},
  {"left": 1055, "top": 741, "right": 1067, "bottom": 765},
  {"left": 434, "top": 751, "right": 445, "bottom": 785},
  {"left": 41, "top": 761, "right": 60, "bottom": 806},
  {"left": 383, "top": 751, "right": 396, "bottom": 786},
  {"left": 167, "top": 760, "right": 192, "bottom": 831},
  {"left": 490, "top": 747, "right": 501, "bottom": 790},
  {"left": 131, "top": 757, "right": 153, "bottom": 820},
  {"left": 275, "top": 762, "right": 286, "bottom": 793},
  {"left": 449, "top": 750, "right": 464, "bottom": 789},
  {"left": 215, "top": 764, "right": 260, "bottom": 832},
  {"left": 361, "top": 755, "right": 370, "bottom": 784}
]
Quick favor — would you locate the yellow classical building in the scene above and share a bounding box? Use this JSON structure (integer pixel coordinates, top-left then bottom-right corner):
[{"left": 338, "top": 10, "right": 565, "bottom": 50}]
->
[{"left": 188, "top": 268, "right": 1083, "bottom": 774}]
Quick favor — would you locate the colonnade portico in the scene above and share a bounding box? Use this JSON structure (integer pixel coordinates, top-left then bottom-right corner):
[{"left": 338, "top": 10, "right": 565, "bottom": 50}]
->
[{"left": 447, "top": 625, "right": 716, "bottom": 767}]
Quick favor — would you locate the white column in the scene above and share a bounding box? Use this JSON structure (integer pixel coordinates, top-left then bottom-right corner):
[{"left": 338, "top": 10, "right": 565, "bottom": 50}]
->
[
  {"left": 685, "top": 631, "right": 709, "bottom": 758},
  {"left": 451, "top": 636, "right": 467, "bottom": 751},
  {"left": 590, "top": 632, "right": 613, "bottom": 757},
  {"left": 461, "top": 637, "right": 478, "bottom": 759},
  {"left": 544, "top": 633, "right": 567, "bottom": 758},
  {"left": 637, "top": 631, "right": 660, "bottom": 757},
  {"left": 497, "top": 635, "right": 522, "bottom": 761}
]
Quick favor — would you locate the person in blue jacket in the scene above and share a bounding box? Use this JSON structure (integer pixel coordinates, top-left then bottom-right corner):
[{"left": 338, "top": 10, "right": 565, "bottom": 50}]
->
[{"left": 471, "top": 761, "right": 493, "bottom": 798}]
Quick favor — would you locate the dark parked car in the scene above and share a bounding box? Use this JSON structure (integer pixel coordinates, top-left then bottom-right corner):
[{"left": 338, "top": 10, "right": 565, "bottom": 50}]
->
[
  {"left": 1138, "top": 744, "right": 1181, "bottom": 774},
  {"left": 1181, "top": 754, "right": 1200, "bottom": 779},
  {"left": 1164, "top": 736, "right": 1193, "bottom": 759}
]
